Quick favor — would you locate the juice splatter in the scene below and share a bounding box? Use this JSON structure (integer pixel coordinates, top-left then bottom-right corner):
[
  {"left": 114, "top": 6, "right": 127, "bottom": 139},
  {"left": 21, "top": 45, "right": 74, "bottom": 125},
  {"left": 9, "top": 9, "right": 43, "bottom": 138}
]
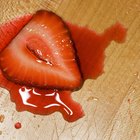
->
[{"left": 0, "top": 13, "right": 127, "bottom": 122}]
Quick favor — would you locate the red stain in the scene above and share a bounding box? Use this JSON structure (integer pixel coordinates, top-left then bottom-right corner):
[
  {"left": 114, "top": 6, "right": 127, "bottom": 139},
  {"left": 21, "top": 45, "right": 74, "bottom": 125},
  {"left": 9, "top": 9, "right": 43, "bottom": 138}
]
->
[
  {"left": 15, "top": 122, "right": 22, "bottom": 129},
  {"left": 0, "top": 13, "right": 127, "bottom": 122}
]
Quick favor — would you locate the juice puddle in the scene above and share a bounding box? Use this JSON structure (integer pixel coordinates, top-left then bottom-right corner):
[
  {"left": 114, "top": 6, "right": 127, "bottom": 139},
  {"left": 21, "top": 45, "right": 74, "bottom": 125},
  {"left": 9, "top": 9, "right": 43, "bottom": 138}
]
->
[{"left": 0, "top": 14, "right": 127, "bottom": 122}]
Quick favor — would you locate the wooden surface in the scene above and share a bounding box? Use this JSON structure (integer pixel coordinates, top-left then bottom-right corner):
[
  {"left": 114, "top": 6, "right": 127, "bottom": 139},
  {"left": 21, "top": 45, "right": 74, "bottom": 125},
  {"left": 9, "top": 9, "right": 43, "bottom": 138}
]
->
[{"left": 0, "top": 0, "right": 140, "bottom": 140}]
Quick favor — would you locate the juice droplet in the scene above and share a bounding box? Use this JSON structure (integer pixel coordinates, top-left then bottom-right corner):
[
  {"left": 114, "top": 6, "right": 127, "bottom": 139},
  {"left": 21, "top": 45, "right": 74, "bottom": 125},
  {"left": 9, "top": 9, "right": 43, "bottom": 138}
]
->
[{"left": 14, "top": 122, "right": 22, "bottom": 129}]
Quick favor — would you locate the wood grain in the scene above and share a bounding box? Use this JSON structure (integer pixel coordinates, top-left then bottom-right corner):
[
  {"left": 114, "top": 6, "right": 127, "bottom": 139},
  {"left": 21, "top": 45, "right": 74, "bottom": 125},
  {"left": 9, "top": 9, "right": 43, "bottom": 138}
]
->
[{"left": 0, "top": 0, "right": 140, "bottom": 140}]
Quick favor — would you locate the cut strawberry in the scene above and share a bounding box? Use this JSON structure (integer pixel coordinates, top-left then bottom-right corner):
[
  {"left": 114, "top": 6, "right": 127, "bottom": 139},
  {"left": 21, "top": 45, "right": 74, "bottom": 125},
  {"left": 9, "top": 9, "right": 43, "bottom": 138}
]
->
[{"left": 0, "top": 10, "right": 82, "bottom": 89}]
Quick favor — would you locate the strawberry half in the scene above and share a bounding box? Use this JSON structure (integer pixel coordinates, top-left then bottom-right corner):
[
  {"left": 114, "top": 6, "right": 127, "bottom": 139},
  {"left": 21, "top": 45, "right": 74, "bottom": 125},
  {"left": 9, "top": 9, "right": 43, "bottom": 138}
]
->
[{"left": 0, "top": 10, "right": 82, "bottom": 89}]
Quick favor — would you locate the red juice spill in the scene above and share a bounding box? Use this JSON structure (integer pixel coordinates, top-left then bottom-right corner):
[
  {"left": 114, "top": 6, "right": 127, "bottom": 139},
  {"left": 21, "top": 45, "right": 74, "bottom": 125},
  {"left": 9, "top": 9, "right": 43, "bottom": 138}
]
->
[
  {"left": 67, "top": 22, "right": 127, "bottom": 79},
  {"left": 0, "top": 14, "right": 127, "bottom": 122}
]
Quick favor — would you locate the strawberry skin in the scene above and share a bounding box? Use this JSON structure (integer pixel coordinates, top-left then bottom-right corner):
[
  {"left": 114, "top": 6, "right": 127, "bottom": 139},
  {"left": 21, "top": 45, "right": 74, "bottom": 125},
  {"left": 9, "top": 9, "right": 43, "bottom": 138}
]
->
[{"left": 0, "top": 10, "right": 82, "bottom": 89}]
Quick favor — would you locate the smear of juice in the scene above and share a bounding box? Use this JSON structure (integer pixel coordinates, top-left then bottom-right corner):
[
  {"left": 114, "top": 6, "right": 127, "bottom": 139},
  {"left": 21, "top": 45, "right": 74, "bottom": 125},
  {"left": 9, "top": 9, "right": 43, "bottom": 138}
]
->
[{"left": 0, "top": 14, "right": 127, "bottom": 122}]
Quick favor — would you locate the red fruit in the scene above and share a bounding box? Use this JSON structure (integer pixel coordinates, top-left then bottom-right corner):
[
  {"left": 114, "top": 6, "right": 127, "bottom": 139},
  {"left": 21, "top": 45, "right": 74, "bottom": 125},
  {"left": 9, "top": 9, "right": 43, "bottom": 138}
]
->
[{"left": 0, "top": 10, "right": 82, "bottom": 89}]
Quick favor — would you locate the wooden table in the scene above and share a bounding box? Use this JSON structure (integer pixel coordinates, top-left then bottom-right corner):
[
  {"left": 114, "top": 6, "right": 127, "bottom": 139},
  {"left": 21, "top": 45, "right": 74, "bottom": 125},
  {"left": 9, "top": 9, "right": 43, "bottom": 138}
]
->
[{"left": 0, "top": 0, "right": 140, "bottom": 139}]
